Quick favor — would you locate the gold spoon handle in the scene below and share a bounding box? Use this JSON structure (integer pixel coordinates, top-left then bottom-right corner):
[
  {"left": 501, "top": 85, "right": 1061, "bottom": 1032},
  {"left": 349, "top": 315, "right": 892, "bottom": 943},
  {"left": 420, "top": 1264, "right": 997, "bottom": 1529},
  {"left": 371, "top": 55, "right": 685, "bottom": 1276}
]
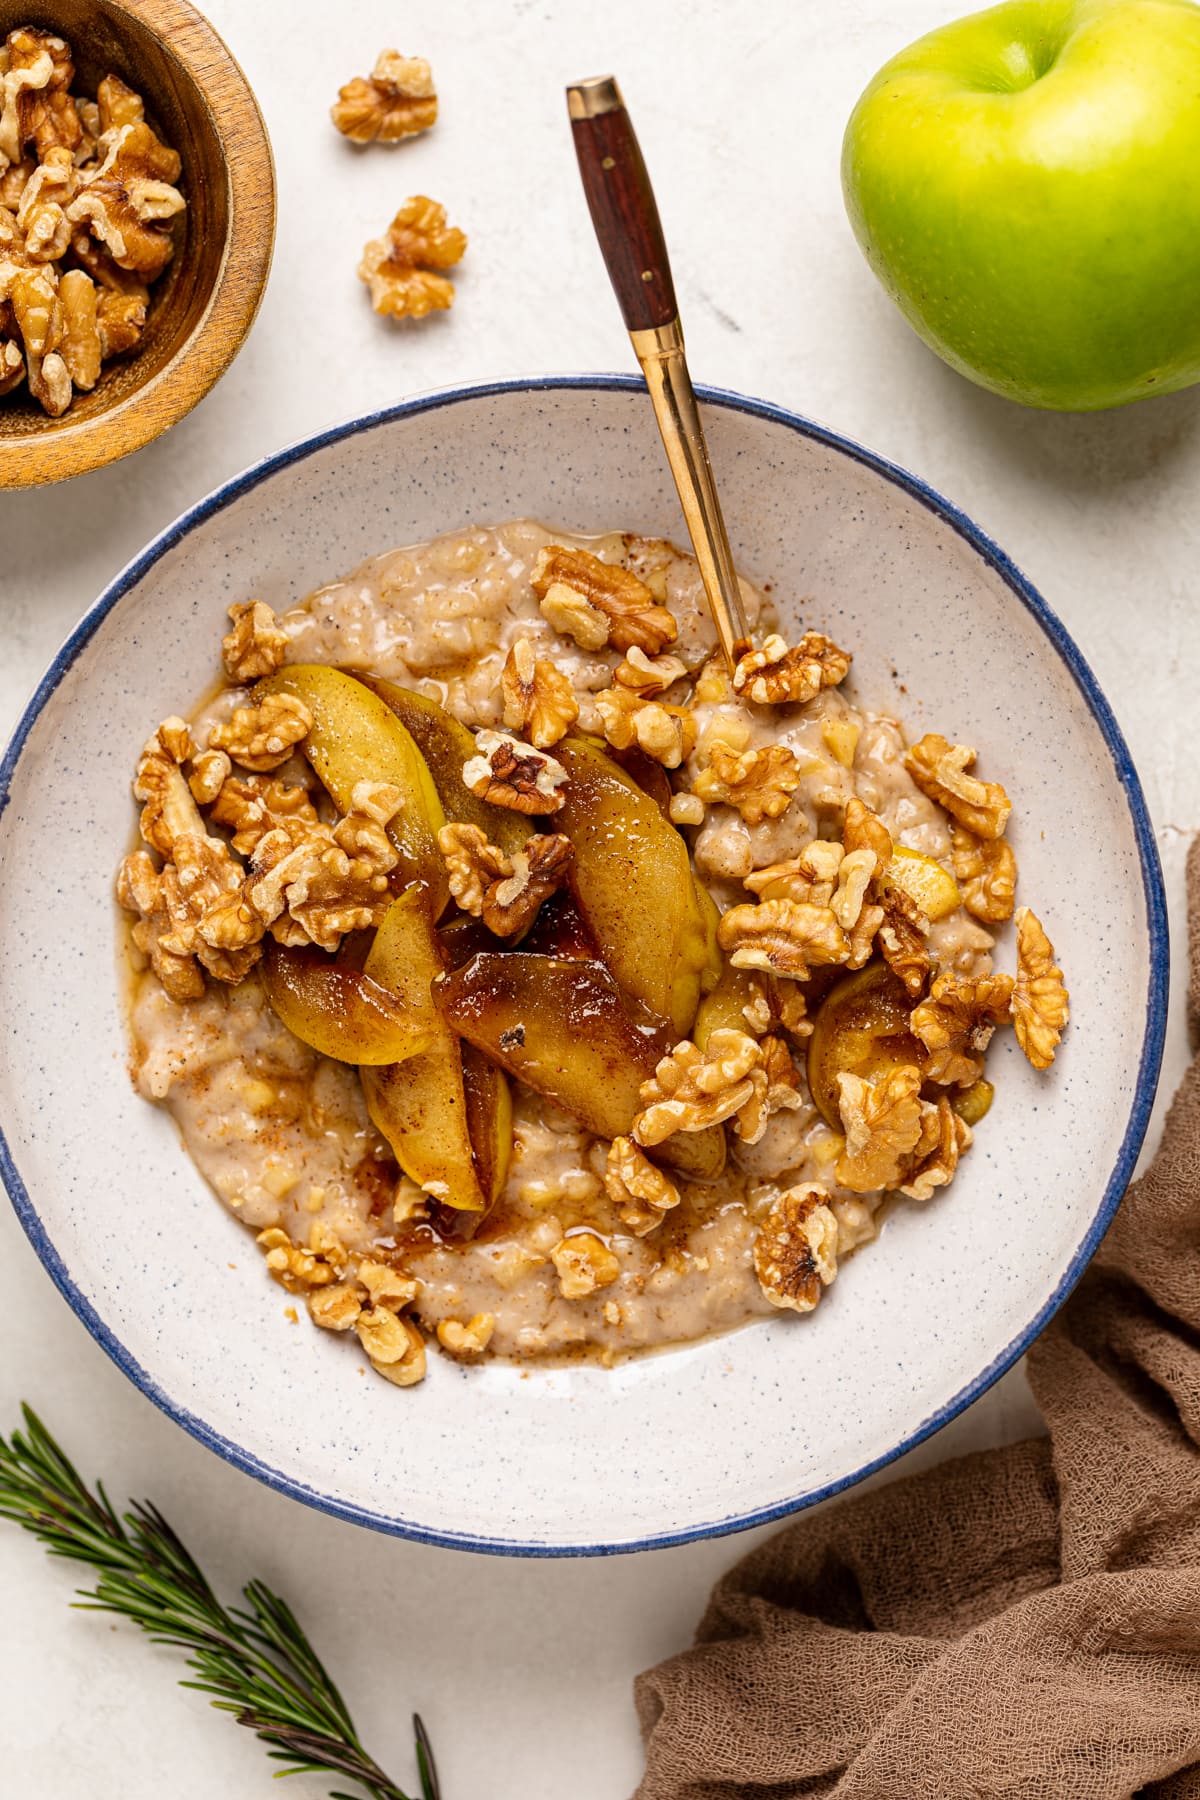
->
[{"left": 566, "top": 75, "right": 752, "bottom": 672}]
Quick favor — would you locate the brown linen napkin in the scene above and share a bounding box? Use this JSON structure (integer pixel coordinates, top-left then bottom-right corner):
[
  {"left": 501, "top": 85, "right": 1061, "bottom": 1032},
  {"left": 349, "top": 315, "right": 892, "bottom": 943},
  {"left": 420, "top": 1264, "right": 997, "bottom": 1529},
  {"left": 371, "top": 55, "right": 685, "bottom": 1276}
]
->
[{"left": 635, "top": 839, "right": 1200, "bottom": 1800}]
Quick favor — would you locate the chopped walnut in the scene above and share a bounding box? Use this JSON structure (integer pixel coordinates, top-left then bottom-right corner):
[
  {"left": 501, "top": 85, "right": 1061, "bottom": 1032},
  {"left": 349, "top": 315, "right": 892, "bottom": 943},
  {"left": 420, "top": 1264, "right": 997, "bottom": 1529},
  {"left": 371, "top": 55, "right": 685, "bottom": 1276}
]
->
[
  {"left": 256, "top": 1226, "right": 338, "bottom": 1292},
  {"left": 669, "top": 791, "right": 705, "bottom": 827},
  {"left": 358, "top": 1257, "right": 420, "bottom": 1311},
  {"left": 222, "top": 600, "right": 288, "bottom": 684},
  {"left": 633, "top": 1029, "right": 765, "bottom": 1145},
  {"left": 26, "top": 343, "right": 70, "bottom": 414},
  {"left": 248, "top": 782, "right": 403, "bottom": 952},
  {"left": 612, "top": 645, "right": 689, "bottom": 696},
  {"left": 57, "top": 266, "right": 100, "bottom": 388},
  {"left": 462, "top": 729, "right": 567, "bottom": 815},
  {"left": 95, "top": 288, "right": 146, "bottom": 358},
  {"left": 1012, "top": 907, "right": 1069, "bottom": 1070},
  {"left": 904, "top": 734, "right": 1012, "bottom": 840},
  {"left": 732, "top": 631, "right": 852, "bottom": 706},
  {"left": 836, "top": 1065, "right": 925, "bottom": 1193},
  {"left": 531, "top": 544, "right": 677, "bottom": 655},
  {"left": 604, "top": 1136, "right": 680, "bottom": 1236},
  {"left": 745, "top": 840, "right": 845, "bottom": 907},
  {"left": 187, "top": 748, "right": 231, "bottom": 807},
  {"left": 877, "top": 887, "right": 931, "bottom": 999},
  {"left": 911, "top": 971, "right": 1015, "bottom": 1085},
  {"left": 899, "top": 1097, "right": 971, "bottom": 1201},
  {"left": 500, "top": 636, "right": 579, "bottom": 748},
  {"left": 753, "top": 1183, "right": 839, "bottom": 1311},
  {"left": 843, "top": 796, "right": 893, "bottom": 874},
  {"left": 831, "top": 847, "right": 877, "bottom": 931},
  {"left": 331, "top": 51, "right": 437, "bottom": 143},
  {"left": 16, "top": 145, "right": 74, "bottom": 260},
  {"left": 717, "top": 898, "right": 848, "bottom": 980},
  {"left": 210, "top": 692, "right": 312, "bottom": 773},
  {"left": 741, "top": 973, "right": 812, "bottom": 1041},
  {"left": 209, "top": 774, "right": 318, "bottom": 856},
  {"left": 358, "top": 195, "right": 466, "bottom": 320},
  {"left": 438, "top": 821, "right": 573, "bottom": 936},
  {"left": 594, "top": 686, "right": 695, "bottom": 769},
  {"left": 437, "top": 1313, "right": 495, "bottom": 1356},
  {"left": 733, "top": 1034, "right": 804, "bottom": 1145},
  {"left": 307, "top": 1283, "right": 362, "bottom": 1332},
  {"left": 692, "top": 742, "right": 803, "bottom": 825},
  {"left": 951, "top": 825, "right": 1017, "bottom": 923},
  {"left": 357, "top": 1309, "right": 426, "bottom": 1385},
  {"left": 551, "top": 1231, "right": 621, "bottom": 1299},
  {"left": 117, "top": 850, "right": 204, "bottom": 1001},
  {"left": 5, "top": 262, "right": 59, "bottom": 357}
]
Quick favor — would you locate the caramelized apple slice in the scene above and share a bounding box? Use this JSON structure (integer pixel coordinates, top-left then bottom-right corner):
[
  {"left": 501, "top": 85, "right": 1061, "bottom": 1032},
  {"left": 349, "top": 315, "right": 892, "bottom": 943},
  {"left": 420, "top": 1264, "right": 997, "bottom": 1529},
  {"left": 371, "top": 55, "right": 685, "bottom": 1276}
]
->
[
  {"left": 806, "top": 961, "right": 922, "bottom": 1129},
  {"left": 437, "top": 950, "right": 724, "bottom": 1179},
  {"left": 462, "top": 1042, "right": 513, "bottom": 1204},
  {"left": 257, "top": 666, "right": 448, "bottom": 910},
  {"left": 362, "top": 676, "right": 529, "bottom": 855},
  {"left": 554, "top": 736, "right": 709, "bottom": 1037},
  {"left": 260, "top": 940, "right": 431, "bottom": 1066},
  {"left": 520, "top": 890, "right": 597, "bottom": 960},
  {"left": 693, "top": 962, "right": 761, "bottom": 1049},
  {"left": 359, "top": 886, "right": 492, "bottom": 1212}
]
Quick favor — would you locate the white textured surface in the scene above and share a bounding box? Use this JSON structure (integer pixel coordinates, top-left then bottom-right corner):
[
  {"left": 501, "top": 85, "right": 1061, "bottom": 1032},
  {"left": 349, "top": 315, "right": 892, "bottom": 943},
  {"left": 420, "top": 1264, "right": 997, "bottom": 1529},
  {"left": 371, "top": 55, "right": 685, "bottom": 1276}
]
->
[{"left": 0, "top": 0, "right": 1195, "bottom": 1793}]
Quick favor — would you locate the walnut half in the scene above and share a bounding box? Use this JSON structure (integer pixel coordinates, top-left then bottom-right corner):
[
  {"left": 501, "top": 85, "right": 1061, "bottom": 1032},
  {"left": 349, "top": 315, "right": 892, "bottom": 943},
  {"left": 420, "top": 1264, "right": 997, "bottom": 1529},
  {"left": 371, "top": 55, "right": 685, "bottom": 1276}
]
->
[
  {"left": 358, "top": 196, "right": 466, "bottom": 321},
  {"left": 754, "top": 1183, "right": 839, "bottom": 1312},
  {"left": 331, "top": 51, "right": 437, "bottom": 144},
  {"left": 1012, "top": 907, "right": 1069, "bottom": 1069}
]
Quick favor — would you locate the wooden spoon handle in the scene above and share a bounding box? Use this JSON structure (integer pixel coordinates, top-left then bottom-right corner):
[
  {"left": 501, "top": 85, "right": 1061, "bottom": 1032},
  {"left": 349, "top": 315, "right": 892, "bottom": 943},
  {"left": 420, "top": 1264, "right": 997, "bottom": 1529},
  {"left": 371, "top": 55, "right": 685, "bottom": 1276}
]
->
[{"left": 567, "top": 76, "right": 678, "bottom": 332}]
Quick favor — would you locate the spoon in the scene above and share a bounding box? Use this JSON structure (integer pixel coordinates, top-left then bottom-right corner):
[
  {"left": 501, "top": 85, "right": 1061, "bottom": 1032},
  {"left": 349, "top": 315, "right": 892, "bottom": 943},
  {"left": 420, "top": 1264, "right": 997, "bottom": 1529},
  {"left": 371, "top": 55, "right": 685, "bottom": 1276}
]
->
[{"left": 566, "top": 74, "right": 753, "bottom": 675}]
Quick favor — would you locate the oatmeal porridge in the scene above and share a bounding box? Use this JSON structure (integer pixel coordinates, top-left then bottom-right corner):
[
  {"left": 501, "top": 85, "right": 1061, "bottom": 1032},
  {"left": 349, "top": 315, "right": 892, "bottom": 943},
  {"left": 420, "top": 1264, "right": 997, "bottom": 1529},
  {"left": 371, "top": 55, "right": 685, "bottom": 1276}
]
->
[{"left": 117, "top": 519, "right": 1069, "bottom": 1386}]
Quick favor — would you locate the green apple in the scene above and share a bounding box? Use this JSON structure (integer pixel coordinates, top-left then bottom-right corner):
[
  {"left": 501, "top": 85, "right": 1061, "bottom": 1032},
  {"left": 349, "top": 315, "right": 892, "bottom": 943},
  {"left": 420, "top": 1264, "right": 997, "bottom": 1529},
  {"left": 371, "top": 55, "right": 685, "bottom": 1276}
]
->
[{"left": 842, "top": 0, "right": 1200, "bottom": 410}]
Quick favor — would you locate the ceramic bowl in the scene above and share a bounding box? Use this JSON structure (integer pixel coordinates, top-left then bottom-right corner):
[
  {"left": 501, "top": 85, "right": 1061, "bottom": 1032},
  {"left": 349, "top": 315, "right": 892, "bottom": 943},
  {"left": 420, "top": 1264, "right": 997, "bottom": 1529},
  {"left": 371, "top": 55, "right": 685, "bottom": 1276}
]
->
[
  {"left": 0, "top": 0, "right": 275, "bottom": 488},
  {"left": 0, "top": 378, "right": 1167, "bottom": 1554}
]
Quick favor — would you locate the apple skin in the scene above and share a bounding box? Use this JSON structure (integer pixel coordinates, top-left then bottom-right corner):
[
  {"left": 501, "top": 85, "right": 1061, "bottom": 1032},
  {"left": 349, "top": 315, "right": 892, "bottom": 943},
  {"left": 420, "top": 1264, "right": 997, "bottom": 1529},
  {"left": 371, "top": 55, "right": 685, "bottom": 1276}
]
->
[{"left": 842, "top": 0, "right": 1200, "bottom": 410}]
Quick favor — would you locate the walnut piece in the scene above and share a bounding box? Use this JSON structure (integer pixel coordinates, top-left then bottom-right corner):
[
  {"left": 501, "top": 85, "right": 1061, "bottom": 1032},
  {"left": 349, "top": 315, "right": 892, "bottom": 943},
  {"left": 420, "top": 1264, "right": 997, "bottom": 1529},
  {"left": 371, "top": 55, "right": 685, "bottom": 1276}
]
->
[
  {"left": 604, "top": 1136, "right": 680, "bottom": 1236},
  {"left": 247, "top": 781, "right": 404, "bottom": 952},
  {"left": 210, "top": 692, "right": 312, "bottom": 772},
  {"left": 904, "top": 734, "right": 1012, "bottom": 840},
  {"left": 594, "top": 685, "right": 695, "bottom": 769},
  {"left": 500, "top": 636, "right": 579, "bottom": 748},
  {"left": 733, "top": 1034, "right": 804, "bottom": 1145},
  {"left": 877, "top": 886, "right": 931, "bottom": 999},
  {"left": 66, "top": 121, "right": 184, "bottom": 280},
  {"left": 222, "top": 600, "right": 288, "bottom": 684},
  {"left": 357, "top": 1309, "right": 426, "bottom": 1386},
  {"left": 633, "top": 1029, "right": 766, "bottom": 1146},
  {"left": 209, "top": 774, "right": 318, "bottom": 856},
  {"left": 256, "top": 1226, "right": 338, "bottom": 1292},
  {"left": 462, "top": 729, "right": 567, "bottom": 815},
  {"left": 308, "top": 1283, "right": 362, "bottom": 1332},
  {"left": 437, "top": 1313, "right": 495, "bottom": 1356},
  {"left": 836, "top": 1065, "right": 925, "bottom": 1193},
  {"left": 612, "top": 645, "right": 689, "bottom": 696},
  {"left": 754, "top": 1183, "right": 839, "bottom": 1311},
  {"left": 717, "top": 897, "right": 848, "bottom": 980},
  {"left": 532, "top": 544, "right": 678, "bottom": 655},
  {"left": 843, "top": 796, "right": 893, "bottom": 873},
  {"left": 899, "top": 1097, "right": 971, "bottom": 1201},
  {"left": 732, "top": 631, "right": 852, "bottom": 706},
  {"left": 57, "top": 267, "right": 100, "bottom": 388},
  {"left": 358, "top": 195, "right": 466, "bottom": 320},
  {"left": 911, "top": 971, "right": 1015, "bottom": 1085},
  {"left": 741, "top": 973, "right": 812, "bottom": 1041},
  {"left": 692, "top": 742, "right": 803, "bottom": 825},
  {"left": 438, "top": 821, "right": 573, "bottom": 936},
  {"left": 331, "top": 51, "right": 437, "bottom": 144},
  {"left": 952, "top": 824, "right": 1017, "bottom": 923},
  {"left": 552, "top": 1232, "right": 621, "bottom": 1299},
  {"left": 1012, "top": 907, "right": 1069, "bottom": 1070}
]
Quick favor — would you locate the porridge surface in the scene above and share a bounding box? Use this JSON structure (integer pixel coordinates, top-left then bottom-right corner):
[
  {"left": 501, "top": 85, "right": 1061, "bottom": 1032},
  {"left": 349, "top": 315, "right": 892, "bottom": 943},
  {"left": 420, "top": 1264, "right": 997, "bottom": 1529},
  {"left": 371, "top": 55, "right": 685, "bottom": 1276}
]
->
[{"left": 125, "top": 520, "right": 997, "bottom": 1368}]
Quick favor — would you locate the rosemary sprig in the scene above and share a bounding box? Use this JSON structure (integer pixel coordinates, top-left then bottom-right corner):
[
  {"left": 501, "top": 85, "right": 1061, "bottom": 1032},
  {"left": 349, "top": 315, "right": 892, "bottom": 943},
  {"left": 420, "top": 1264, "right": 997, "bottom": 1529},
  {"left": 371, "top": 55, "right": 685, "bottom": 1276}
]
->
[{"left": 0, "top": 1405, "right": 438, "bottom": 1800}]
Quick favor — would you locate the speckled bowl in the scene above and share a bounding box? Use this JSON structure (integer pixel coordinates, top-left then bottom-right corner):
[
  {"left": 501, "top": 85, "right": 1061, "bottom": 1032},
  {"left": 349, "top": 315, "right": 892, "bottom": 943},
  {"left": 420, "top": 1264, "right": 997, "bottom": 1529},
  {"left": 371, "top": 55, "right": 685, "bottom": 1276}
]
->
[{"left": 0, "top": 378, "right": 1167, "bottom": 1555}]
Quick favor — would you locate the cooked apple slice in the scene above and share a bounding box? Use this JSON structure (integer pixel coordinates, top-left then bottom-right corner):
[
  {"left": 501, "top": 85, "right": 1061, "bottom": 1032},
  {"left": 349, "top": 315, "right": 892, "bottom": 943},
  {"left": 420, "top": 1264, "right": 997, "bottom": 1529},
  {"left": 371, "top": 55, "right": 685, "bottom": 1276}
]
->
[
  {"left": 554, "top": 736, "right": 710, "bottom": 1037},
  {"left": 520, "top": 890, "right": 597, "bottom": 961},
  {"left": 882, "top": 845, "right": 962, "bottom": 922},
  {"left": 807, "top": 961, "right": 922, "bottom": 1128},
  {"left": 361, "top": 676, "right": 529, "bottom": 856},
  {"left": 257, "top": 666, "right": 448, "bottom": 910},
  {"left": 437, "top": 950, "right": 724, "bottom": 1179},
  {"left": 360, "top": 886, "right": 496, "bottom": 1212},
  {"left": 462, "top": 1043, "right": 513, "bottom": 1204},
  {"left": 260, "top": 941, "right": 431, "bottom": 1066},
  {"left": 693, "top": 962, "right": 761, "bottom": 1049}
]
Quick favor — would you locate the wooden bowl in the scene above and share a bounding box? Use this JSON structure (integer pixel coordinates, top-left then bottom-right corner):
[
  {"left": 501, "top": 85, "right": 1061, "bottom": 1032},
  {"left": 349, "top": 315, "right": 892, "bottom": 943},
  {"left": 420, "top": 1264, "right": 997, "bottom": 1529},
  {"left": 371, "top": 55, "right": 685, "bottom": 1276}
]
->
[{"left": 0, "top": 0, "right": 275, "bottom": 487}]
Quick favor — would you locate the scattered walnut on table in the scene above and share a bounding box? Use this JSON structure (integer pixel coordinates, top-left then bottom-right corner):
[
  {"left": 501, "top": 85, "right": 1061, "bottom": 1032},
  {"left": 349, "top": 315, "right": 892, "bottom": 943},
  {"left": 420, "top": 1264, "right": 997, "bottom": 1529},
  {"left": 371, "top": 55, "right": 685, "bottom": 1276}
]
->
[
  {"left": 732, "top": 631, "right": 852, "bottom": 706},
  {"left": 500, "top": 636, "right": 579, "bottom": 748},
  {"left": 1012, "top": 906, "right": 1069, "bottom": 1069},
  {"left": 595, "top": 685, "right": 695, "bottom": 769},
  {"left": 692, "top": 741, "right": 803, "bottom": 825},
  {"left": 358, "top": 195, "right": 466, "bottom": 321},
  {"left": 911, "top": 971, "right": 1015, "bottom": 1086},
  {"left": 331, "top": 51, "right": 437, "bottom": 144},
  {"left": 604, "top": 1136, "right": 680, "bottom": 1236},
  {"left": 633, "top": 1029, "right": 766, "bottom": 1146},
  {"left": 210, "top": 692, "right": 313, "bottom": 773},
  {"left": 222, "top": 600, "right": 289, "bottom": 684},
  {"left": 753, "top": 1183, "right": 839, "bottom": 1312},
  {"left": 532, "top": 543, "right": 678, "bottom": 656},
  {"left": 462, "top": 729, "right": 567, "bottom": 815},
  {"left": 836, "top": 1065, "right": 925, "bottom": 1193},
  {"left": 717, "top": 897, "right": 848, "bottom": 980},
  {"left": 951, "top": 824, "right": 1017, "bottom": 923},
  {"left": 552, "top": 1231, "right": 621, "bottom": 1299},
  {"left": 904, "top": 733, "right": 1012, "bottom": 840}
]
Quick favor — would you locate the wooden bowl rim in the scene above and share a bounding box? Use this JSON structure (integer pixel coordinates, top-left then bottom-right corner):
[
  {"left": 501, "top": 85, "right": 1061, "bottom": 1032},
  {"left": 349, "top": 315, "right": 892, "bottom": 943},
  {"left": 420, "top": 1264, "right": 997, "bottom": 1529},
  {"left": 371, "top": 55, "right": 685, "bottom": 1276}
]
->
[{"left": 0, "top": 0, "right": 276, "bottom": 488}]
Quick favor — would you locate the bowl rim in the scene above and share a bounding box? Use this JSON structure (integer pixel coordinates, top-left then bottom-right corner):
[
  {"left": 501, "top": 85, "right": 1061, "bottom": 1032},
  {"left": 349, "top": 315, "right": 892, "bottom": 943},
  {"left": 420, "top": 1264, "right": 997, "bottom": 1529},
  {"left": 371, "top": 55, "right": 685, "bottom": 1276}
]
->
[
  {"left": 0, "top": 373, "right": 1169, "bottom": 1556},
  {"left": 0, "top": 0, "right": 276, "bottom": 489}
]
